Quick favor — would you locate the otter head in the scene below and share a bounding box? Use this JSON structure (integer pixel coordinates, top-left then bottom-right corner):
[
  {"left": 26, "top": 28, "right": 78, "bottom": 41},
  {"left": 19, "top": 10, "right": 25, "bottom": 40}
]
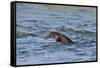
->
[
  {"left": 48, "top": 32, "right": 53, "bottom": 37},
  {"left": 45, "top": 32, "right": 58, "bottom": 40},
  {"left": 45, "top": 32, "right": 54, "bottom": 39}
]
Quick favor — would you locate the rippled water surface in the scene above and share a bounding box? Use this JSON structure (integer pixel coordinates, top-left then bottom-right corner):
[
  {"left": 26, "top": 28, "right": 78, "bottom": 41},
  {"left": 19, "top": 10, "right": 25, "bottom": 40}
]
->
[{"left": 16, "top": 3, "right": 97, "bottom": 65}]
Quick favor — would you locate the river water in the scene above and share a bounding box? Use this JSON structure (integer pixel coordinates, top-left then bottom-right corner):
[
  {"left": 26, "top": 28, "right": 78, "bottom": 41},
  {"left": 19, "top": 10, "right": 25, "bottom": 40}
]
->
[{"left": 16, "top": 3, "right": 97, "bottom": 65}]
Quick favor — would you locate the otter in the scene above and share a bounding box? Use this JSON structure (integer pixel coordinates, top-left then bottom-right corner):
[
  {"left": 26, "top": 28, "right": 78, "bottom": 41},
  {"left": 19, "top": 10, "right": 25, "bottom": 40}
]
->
[{"left": 46, "top": 31, "right": 74, "bottom": 45}]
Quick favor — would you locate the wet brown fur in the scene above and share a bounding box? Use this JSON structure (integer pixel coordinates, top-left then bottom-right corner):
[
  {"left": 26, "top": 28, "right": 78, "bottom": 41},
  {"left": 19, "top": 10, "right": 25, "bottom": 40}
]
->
[{"left": 48, "top": 31, "right": 73, "bottom": 45}]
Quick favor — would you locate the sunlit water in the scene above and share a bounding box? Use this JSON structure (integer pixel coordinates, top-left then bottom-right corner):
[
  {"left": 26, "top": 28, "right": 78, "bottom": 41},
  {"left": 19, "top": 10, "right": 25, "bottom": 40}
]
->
[{"left": 16, "top": 3, "right": 97, "bottom": 65}]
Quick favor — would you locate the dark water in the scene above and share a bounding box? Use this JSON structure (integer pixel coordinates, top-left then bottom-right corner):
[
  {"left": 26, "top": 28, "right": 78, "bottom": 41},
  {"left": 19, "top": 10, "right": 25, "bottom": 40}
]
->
[{"left": 16, "top": 3, "right": 96, "bottom": 65}]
